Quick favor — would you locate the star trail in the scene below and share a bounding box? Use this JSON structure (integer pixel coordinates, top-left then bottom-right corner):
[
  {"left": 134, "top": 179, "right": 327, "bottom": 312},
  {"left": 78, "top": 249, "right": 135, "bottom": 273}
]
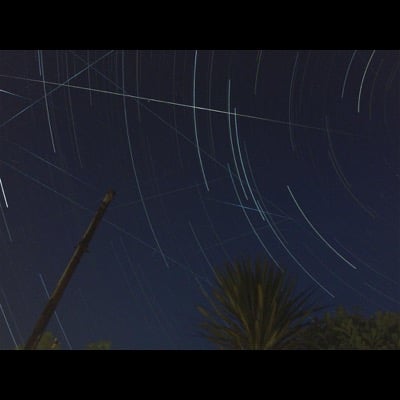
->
[{"left": 0, "top": 49, "right": 398, "bottom": 349}]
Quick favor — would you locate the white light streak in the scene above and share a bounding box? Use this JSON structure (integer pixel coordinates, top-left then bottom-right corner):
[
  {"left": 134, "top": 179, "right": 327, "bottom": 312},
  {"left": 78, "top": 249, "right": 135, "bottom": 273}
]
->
[
  {"left": 39, "top": 50, "right": 56, "bottom": 153},
  {"left": 227, "top": 163, "right": 281, "bottom": 269},
  {"left": 288, "top": 52, "right": 299, "bottom": 152},
  {"left": 0, "top": 50, "right": 114, "bottom": 131},
  {"left": 0, "top": 303, "right": 17, "bottom": 348},
  {"left": 0, "top": 201, "right": 12, "bottom": 242},
  {"left": 0, "top": 178, "right": 8, "bottom": 208},
  {"left": 0, "top": 88, "right": 30, "bottom": 101},
  {"left": 193, "top": 50, "right": 210, "bottom": 191},
  {"left": 341, "top": 50, "right": 357, "bottom": 99},
  {"left": 38, "top": 273, "right": 72, "bottom": 350},
  {"left": 357, "top": 50, "right": 376, "bottom": 113},
  {"left": 189, "top": 221, "right": 216, "bottom": 275},
  {"left": 121, "top": 50, "right": 170, "bottom": 269},
  {"left": 0, "top": 72, "right": 360, "bottom": 139},
  {"left": 257, "top": 200, "right": 335, "bottom": 298},
  {"left": 227, "top": 81, "right": 248, "bottom": 199},
  {"left": 287, "top": 185, "right": 358, "bottom": 270}
]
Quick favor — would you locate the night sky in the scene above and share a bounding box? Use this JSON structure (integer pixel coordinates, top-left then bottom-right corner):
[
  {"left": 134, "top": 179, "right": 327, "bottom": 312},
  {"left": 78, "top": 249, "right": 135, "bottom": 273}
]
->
[{"left": 0, "top": 49, "right": 399, "bottom": 350}]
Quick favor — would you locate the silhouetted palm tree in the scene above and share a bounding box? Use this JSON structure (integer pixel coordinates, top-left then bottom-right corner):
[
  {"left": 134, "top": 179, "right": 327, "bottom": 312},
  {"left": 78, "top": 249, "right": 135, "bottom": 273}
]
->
[{"left": 197, "top": 258, "right": 322, "bottom": 349}]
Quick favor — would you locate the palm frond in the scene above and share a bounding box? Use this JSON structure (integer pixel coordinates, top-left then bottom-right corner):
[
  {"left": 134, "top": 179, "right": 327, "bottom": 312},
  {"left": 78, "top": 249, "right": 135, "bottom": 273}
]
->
[{"left": 197, "top": 258, "right": 322, "bottom": 350}]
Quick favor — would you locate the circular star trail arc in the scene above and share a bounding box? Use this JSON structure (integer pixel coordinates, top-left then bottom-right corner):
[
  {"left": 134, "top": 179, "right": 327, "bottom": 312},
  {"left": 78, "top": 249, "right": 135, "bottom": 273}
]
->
[{"left": 0, "top": 50, "right": 398, "bottom": 349}]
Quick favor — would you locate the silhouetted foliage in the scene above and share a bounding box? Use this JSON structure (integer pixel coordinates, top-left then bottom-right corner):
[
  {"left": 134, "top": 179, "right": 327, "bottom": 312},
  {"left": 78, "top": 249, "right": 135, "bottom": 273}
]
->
[
  {"left": 86, "top": 340, "right": 112, "bottom": 350},
  {"left": 295, "top": 307, "right": 400, "bottom": 349},
  {"left": 15, "top": 331, "right": 61, "bottom": 350},
  {"left": 14, "top": 331, "right": 111, "bottom": 350},
  {"left": 197, "top": 258, "right": 322, "bottom": 349}
]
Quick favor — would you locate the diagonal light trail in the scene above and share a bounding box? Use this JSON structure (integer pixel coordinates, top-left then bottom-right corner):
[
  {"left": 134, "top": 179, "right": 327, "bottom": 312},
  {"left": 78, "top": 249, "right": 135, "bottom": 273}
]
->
[
  {"left": 1, "top": 138, "right": 97, "bottom": 191},
  {"left": 227, "top": 163, "right": 281, "bottom": 270},
  {"left": 364, "top": 282, "right": 400, "bottom": 306},
  {"left": 0, "top": 88, "right": 31, "bottom": 101},
  {"left": 233, "top": 107, "right": 266, "bottom": 219},
  {"left": 357, "top": 50, "right": 376, "bottom": 113},
  {"left": 0, "top": 200, "right": 11, "bottom": 242},
  {"left": 188, "top": 221, "right": 216, "bottom": 275},
  {"left": 257, "top": 200, "right": 335, "bottom": 298},
  {"left": 213, "top": 199, "right": 291, "bottom": 219},
  {"left": 0, "top": 178, "right": 8, "bottom": 208},
  {"left": 192, "top": 50, "right": 210, "bottom": 191},
  {"left": 121, "top": 50, "right": 169, "bottom": 269},
  {"left": 64, "top": 51, "right": 241, "bottom": 181},
  {"left": 0, "top": 71, "right": 361, "bottom": 139},
  {"left": 0, "top": 157, "right": 208, "bottom": 283},
  {"left": 0, "top": 303, "right": 17, "bottom": 348},
  {"left": 0, "top": 50, "right": 114, "bottom": 132},
  {"left": 242, "top": 140, "right": 291, "bottom": 245},
  {"left": 325, "top": 115, "right": 376, "bottom": 219},
  {"left": 38, "top": 50, "right": 56, "bottom": 153},
  {"left": 38, "top": 273, "right": 73, "bottom": 349},
  {"left": 227, "top": 81, "right": 248, "bottom": 199},
  {"left": 287, "top": 185, "right": 358, "bottom": 270},
  {"left": 341, "top": 50, "right": 357, "bottom": 99},
  {"left": 288, "top": 52, "right": 299, "bottom": 152},
  {"left": 0, "top": 287, "right": 24, "bottom": 344}
]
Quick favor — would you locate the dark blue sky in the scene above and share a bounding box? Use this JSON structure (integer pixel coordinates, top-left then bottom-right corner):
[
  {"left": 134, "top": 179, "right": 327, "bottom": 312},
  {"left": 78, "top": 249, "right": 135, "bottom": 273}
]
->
[{"left": 0, "top": 49, "right": 398, "bottom": 349}]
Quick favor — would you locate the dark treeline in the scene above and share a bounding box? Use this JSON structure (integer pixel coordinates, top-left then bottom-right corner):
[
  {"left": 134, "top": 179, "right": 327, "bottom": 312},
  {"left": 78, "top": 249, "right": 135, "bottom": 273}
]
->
[{"left": 197, "top": 258, "right": 400, "bottom": 350}]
